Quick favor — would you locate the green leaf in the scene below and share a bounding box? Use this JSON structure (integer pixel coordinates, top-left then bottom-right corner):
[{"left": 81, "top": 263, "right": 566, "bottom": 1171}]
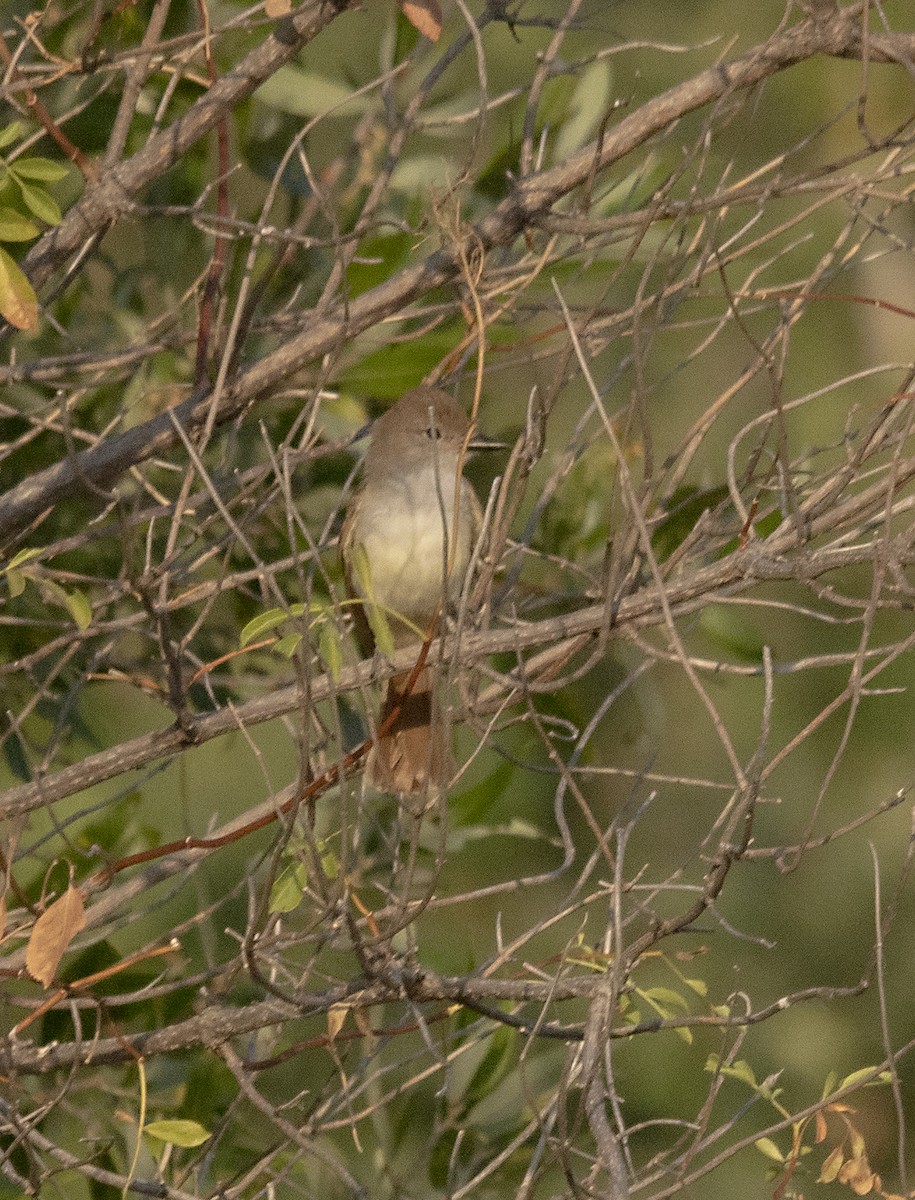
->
[
  {"left": 538, "top": 442, "right": 618, "bottom": 561},
  {"left": 15, "top": 178, "right": 61, "bottom": 225},
  {"left": 347, "top": 233, "right": 414, "bottom": 298},
  {"left": 144, "top": 1119, "right": 211, "bottom": 1148},
  {"left": 456, "top": 1026, "right": 516, "bottom": 1113},
  {"left": 273, "top": 632, "right": 302, "bottom": 658},
  {"left": 706, "top": 1056, "right": 757, "bottom": 1088},
  {"left": 681, "top": 976, "right": 708, "bottom": 997},
  {"left": 318, "top": 621, "right": 342, "bottom": 681},
  {"left": 269, "top": 860, "right": 308, "bottom": 913},
  {"left": 240, "top": 604, "right": 306, "bottom": 647},
  {"left": 552, "top": 60, "right": 613, "bottom": 164},
  {"left": 755, "top": 1137, "right": 786, "bottom": 1163},
  {"left": 4, "top": 547, "right": 42, "bottom": 572},
  {"left": 700, "top": 606, "right": 765, "bottom": 665},
  {"left": 350, "top": 543, "right": 396, "bottom": 657},
  {"left": 4, "top": 548, "right": 42, "bottom": 596},
  {"left": 452, "top": 758, "right": 514, "bottom": 824},
  {"left": 320, "top": 846, "right": 339, "bottom": 879},
  {"left": 64, "top": 588, "right": 92, "bottom": 630},
  {"left": 640, "top": 986, "right": 689, "bottom": 1012},
  {"left": 6, "top": 568, "right": 26, "bottom": 597},
  {"left": 651, "top": 485, "right": 729, "bottom": 562},
  {"left": 10, "top": 156, "right": 69, "bottom": 183},
  {"left": 837, "top": 1066, "right": 891, "bottom": 1091},
  {"left": 0, "top": 243, "right": 38, "bottom": 330},
  {"left": 0, "top": 205, "right": 39, "bottom": 241},
  {"left": 256, "top": 66, "right": 369, "bottom": 119},
  {"left": 0, "top": 122, "right": 24, "bottom": 150},
  {"left": 337, "top": 327, "right": 465, "bottom": 397},
  {"left": 3, "top": 730, "right": 31, "bottom": 782}
]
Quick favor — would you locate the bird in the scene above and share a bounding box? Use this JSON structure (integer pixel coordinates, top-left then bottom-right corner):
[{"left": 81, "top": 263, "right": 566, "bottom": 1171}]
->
[{"left": 341, "top": 385, "right": 494, "bottom": 797}]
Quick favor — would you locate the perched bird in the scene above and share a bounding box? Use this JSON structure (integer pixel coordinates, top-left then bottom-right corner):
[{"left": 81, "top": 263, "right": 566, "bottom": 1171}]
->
[{"left": 341, "top": 386, "right": 496, "bottom": 796}]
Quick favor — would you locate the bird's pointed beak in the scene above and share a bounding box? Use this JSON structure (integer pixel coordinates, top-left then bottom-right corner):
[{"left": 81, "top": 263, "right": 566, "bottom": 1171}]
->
[{"left": 468, "top": 431, "right": 508, "bottom": 452}]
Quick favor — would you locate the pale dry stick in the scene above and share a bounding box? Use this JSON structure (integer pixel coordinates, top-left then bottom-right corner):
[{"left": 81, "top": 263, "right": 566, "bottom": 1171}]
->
[
  {"left": 166, "top": 409, "right": 272, "bottom": 590},
  {"left": 869, "top": 841, "right": 909, "bottom": 1193},
  {"left": 450, "top": 0, "right": 491, "bottom": 187},
  {"left": 102, "top": 0, "right": 172, "bottom": 167},
  {"left": 756, "top": 608, "right": 915, "bottom": 802},
  {"left": 785, "top": 400, "right": 915, "bottom": 864},
  {"left": 518, "top": 0, "right": 585, "bottom": 178},
  {"left": 661, "top": 167, "right": 888, "bottom": 503},
  {"left": 554, "top": 281, "right": 750, "bottom": 792}
]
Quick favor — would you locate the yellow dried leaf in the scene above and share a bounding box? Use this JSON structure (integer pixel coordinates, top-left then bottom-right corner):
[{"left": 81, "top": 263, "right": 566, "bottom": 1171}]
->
[
  {"left": 838, "top": 1152, "right": 875, "bottom": 1195},
  {"left": 401, "top": 0, "right": 442, "bottom": 41},
  {"left": 0, "top": 245, "right": 38, "bottom": 331},
  {"left": 817, "top": 1144, "right": 844, "bottom": 1184},
  {"left": 265, "top": 0, "right": 292, "bottom": 14},
  {"left": 327, "top": 1004, "right": 348, "bottom": 1041},
  {"left": 25, "top": 883, "right": 86, "bottom": 987}
]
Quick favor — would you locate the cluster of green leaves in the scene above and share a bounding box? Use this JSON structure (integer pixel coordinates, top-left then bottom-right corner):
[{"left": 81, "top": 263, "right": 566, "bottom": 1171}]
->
[
  {"left": 1, "top": 547, "right": 92, "bottom": 631},
  {"left": 0, "top": 122, "right": 68, "bottom": 330}
]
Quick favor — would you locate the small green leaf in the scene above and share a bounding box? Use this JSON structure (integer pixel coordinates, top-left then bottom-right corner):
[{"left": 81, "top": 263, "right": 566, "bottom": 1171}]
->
[
  {"left": 34, "top": 575, "right": 69, "bottom": 606},
  {"left": 0, "top": 122, "right": 24, "bottom": 150},
  {"left": 11, "top": 156, "right": 69, "bottom": 183},
  {"left": 320, "top": 847, "right": 339, "bottom": 880},
  {"left": 456, "top": 1026, "right": 515, "bottom": 1113},
  {"left": 552, "top": 60, "right": 613, "bottom": 164},
  {"left": 6, "top": 568, "right": 26, "bottom": 597},
  {"left": 269, "top": 861, "right": 308, "bottom": 913},
  {"left": 4, "top": 547, "right": 41, "bottom": 572},
  {"left": 240, "top": 604, "right": 306, "bottom": 647},
  {"left": 144, "top": 1119, "right": 211, "bottom": 1148},
  {"left": 837, "top": 1066, "right": 891, "bottom": 1091},
  {"left": 273, "top": 632, "right": 302, "bottom": 658},
  {"left": 64, "top": 588, "right": 91, "bottom": 630},
  {"left": 318, "top": 621, "right": 342, "bottom": 681},
  {"left": 700, "top": 605, "right": 765, "bottom": 665},
  {"left": 3, "top": 730, "right": 31, "bottom": 782},
  {"left": 351, "top": 543, "right": 397, "bottom": 656},
  {"left": 366, "top": 603, "right": 396, "bottom": 657},
  {"left": 15, "top": 178, "right": 61, "bottom": 225},
  {"left": 256, "top": 66, "right": 369, "bottom": 119},
  {"left": 0, "top": 205, "right": 39, "bottom": 240},
  {"left": 755, "top": 1137, "right": 786, "bottom": 1163},
  {"left": 652, "top": 485, "right": 729, "bottom": 562},
  {"left": 640, "top": 986, "right": 689, "bottom": 1012},
  {"left": 706, "top": 1056, "right": 757, "bottom": 1088}
]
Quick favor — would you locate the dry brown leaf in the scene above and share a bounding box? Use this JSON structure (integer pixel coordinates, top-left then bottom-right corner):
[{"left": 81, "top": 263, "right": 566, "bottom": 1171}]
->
[
  {"left": 25, "top": 883, "right": 86, "bottom": 987},
  {"left": 265, "top": 0, "right": 293, "bottom": 14},
  {"left": 401, "top": 0, "right": 442, "bottom": 41}
]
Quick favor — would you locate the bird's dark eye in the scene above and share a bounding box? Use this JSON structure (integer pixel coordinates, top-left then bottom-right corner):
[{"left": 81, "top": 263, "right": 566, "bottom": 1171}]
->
[{"left": 425, "top": 424, "right": 442, "bottom": 440}]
